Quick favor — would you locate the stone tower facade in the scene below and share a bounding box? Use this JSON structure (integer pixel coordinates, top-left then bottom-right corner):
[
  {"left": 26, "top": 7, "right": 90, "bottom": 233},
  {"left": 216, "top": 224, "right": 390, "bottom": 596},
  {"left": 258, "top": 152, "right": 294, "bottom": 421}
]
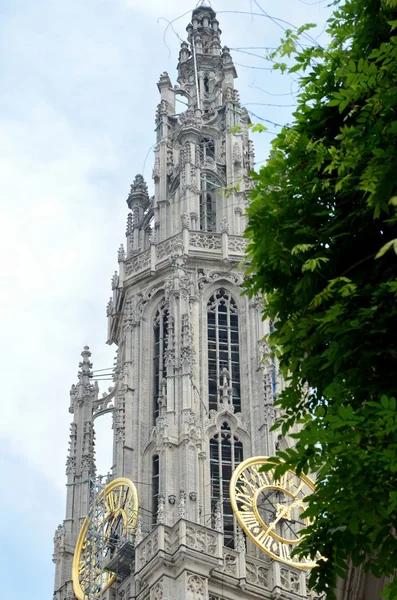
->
[{"left": 52, "top": 4, "right": 318, "bottom": 600}]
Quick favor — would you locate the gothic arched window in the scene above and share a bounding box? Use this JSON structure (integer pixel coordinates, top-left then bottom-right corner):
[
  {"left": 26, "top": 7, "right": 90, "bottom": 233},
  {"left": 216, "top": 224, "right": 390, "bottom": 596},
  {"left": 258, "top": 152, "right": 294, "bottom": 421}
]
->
[
  {"left": 152, "top": 454, "right": 160, "bottom": 524},
  {"left": 210, "top": 422, "right": 243, "bottom": 548},
  {"left": 200, "top": 174, "right": 218, "bottom": 232},
  {"left": 200, "top": 137, "right": 215, "bottom": 161},
  {"left": 207, "top": 289, "right": 241, "bottom": 412},
  {"left": 153, "top": 302, "right": 168, "bottom": 422}
]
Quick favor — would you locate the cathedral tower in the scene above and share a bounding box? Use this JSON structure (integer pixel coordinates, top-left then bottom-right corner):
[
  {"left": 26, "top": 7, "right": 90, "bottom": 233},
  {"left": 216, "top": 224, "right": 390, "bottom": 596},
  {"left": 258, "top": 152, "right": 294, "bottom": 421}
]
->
[{"left": 52, "top": 4, "right": 316, "bottom": 600}]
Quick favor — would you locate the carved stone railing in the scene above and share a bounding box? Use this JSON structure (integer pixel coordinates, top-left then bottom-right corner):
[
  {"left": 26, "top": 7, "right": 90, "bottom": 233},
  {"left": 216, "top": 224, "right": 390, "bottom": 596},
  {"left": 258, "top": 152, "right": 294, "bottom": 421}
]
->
[
  {"left": 245, "top": 554, "right": 271, "bottom": 588},
  {"left": 185, "top": 521, "right": 220, "bottom": 557},
  {"left": 135, "top": 520, "right": 223, "bottom": 573},
  {"left": 189, "top": 231, "right": 222, "bottom": 251},
  {"left": 134, "top": 520, "right": 309, "bottom": 597},
  {"left": 124, "top": 248, "right": 151, "bottom": 277},
  {"left": 121, "top": 231, "right": 248, "bottom": 282},
  {"left": 135, "top": 525, "right": 160, "bottom": 571},
  {"left": 156, "top": 233, "right": 183, "bottom": 261},
  {"left": 228, "top": 235, "right": 248, "bottom": 256}
]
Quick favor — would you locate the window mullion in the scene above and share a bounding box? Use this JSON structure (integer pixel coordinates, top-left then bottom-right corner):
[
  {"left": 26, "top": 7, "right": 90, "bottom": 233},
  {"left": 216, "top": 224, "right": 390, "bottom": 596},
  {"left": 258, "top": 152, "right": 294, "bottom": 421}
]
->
[
  {"left": 215, "top": 304, "right": 220, "bottom": 407},
  {"left": 227, "top": 302, "right": 232, "bottom": 398}
]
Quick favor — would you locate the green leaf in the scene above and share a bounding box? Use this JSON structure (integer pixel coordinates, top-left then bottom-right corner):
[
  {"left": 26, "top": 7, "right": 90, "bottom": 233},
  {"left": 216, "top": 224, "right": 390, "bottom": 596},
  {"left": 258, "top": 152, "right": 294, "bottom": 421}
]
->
[
  {"left": 375, "top": 239, "right": 397, "bottom": 258},
  {"left": 302, "top": 257, "right": 330, "bottom": 272},
  {"left": 251, "top": 123, "right": 268, "bottom": 133}
]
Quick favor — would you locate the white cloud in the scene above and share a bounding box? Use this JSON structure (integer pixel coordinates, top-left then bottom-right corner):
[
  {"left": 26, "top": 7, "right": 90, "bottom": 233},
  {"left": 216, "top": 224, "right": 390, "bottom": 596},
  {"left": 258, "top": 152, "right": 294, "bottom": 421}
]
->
[{"left": 0, "top": 99, "right": 120, "bottom": 489}]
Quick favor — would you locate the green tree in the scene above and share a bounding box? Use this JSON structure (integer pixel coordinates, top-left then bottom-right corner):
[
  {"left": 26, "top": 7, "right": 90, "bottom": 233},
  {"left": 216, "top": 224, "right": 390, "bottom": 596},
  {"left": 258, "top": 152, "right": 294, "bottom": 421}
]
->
[{"left": 244, "top": 0, "right": 397, "bottom": 597}]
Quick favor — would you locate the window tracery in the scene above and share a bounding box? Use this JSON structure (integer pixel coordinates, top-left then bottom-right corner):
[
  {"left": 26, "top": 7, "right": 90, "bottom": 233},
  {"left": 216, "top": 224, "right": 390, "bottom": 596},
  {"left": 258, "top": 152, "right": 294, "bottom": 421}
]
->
[
  {"left": 153, "top": 302, "right": 168, "bottom": 422},
  {"left": 210, "top": 422, "right": 243, "bottom": 548},
  {"left": 207, "top": 289, "right": 241, "bottom": 412},
  {"left": 152, "top": 455, "right": 160, "bottom": 525}
]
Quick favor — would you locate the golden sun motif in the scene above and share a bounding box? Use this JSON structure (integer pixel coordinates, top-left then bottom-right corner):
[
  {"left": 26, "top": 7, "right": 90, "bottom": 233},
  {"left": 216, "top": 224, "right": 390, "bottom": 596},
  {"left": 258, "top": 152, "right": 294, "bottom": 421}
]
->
[
  {"left": 72, "top": 478, "right": 138, "bottom": 600},
  {"left": 230, "top": 457, "right": 317, "bottom": 569}
]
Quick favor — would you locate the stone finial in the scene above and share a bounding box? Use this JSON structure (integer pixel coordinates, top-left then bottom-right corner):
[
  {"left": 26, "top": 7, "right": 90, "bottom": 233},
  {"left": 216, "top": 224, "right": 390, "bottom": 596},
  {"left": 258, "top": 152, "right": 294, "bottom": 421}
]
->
[
  {"left": 126, "top": 212, "right": 133, "bottom": 236},
  {"left": 130, "top": 174, "right": 148, "bottom": 195},
  {"left": 157, "top": 72, "right": 172, "bottom": 92},
  {"left": 126, "top": 175, "right": 150, "bottom": 211},
  {"left": 214, "top": 499, "right": 223, "bottom": 532},
  {"left": 106, "top": 297, "right": 113, "bottom": 317},
  {"left": 179, "top": 41, "right": 190, "bottom": 63},
  {"left": 235, "top": 525, "right": 246, "bottom": 552},
  {"left": 157, "top": 495, "right": 166, "bottom": 525},
  {"left": 111, "top": 271, "right": 119, "bottom": 290},
  {"left": 118, "top": 244, "right": 125, "bottom": 262},
  {"left": 52, "top": 523, "right": 66, "bottom": 563},
  {"left": 135, "top": 515, "right": 144, "bottom": 545},
  {"left": 79, "top": 346, "right": 93, "bottom": 379}
]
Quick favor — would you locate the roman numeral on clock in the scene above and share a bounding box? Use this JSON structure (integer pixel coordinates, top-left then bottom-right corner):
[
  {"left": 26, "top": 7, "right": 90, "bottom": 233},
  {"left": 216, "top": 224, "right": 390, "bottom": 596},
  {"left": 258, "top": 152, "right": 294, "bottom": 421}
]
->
[{"left": 239, "top": 511, "right": 259, "bottom": 531}]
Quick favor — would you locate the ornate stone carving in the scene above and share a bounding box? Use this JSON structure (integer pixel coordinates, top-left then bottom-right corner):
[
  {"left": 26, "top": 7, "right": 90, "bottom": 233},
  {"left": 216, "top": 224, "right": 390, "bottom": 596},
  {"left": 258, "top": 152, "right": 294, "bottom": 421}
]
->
[
  {"left": 124, "top": 248, "right": 151, "bottom": 277},
  {"left": 186, "top": 524, "right": 217, "bottom": 555},
  {"left": 179, "top": 110, "right": 200, "bottom": 131},
  {"left": 111, "top": 271, "right": 119, "bottom": 290},
  {"left": 233, "top": 141, "right": 242, "bottom": 165},
  {"left": 189, "top": 232, "right": 222, "bottom": 251},
  {"left": 140, "top": 532, "right": 159, "bottom": 566},
  {"left": 156, "top": 233, "right": 183, "bottom": 261},
  {"left": 118, "top": 244, "right": 125, "bottom": 262},
  {"left": 114, "top": 395, "right": 126, "bottom": 443},
  {"left": 150, "top": 580, "right": 163, "bottom": 600},
  {"left": 164, "top": 527, "right": 179, "bottom": 554},
  {"left": 220, "top": 216, "right": 229, "bottom": 234},
  {"left": 235, "top": 525, "right": 246, "bottom": 552},
  {"left": 65, "top": 455, "right": 76, "bottom": 476},
  {"left": 219, "top": 367, "right": 232, "bottom": 403},
  {"left": 179, "top": 489, "right": 187, "bottom": 518},
  {"left": 126, "top": 212, "right": 133, "bottom": 236},
  {"left": 187, "top": 574, "right": 205, "bottom": 600},
  {"left": 184, "top": 411, "right": 203, "bottom": 442},
  {"left": 181, "top": 212, "right": 190, "bottom": 229},
  {"left": 214, "top": 499, "right": 223, "bottom": 532},
  {"left": 201, "top": 156, "right": 217, "bottom": 173},
  {"left": 181, "top": 313, "right": 194, "bottom": 368},
  {"left": 149, "top": 229, "right": 157, "bottom": 244},
  {"left": 223, "top": 552, "right": 238, "bottom": 576},
  {"left": 135, "top": 516, "right": 144, "bottom": 545},
  {"left": 246, "top": 558, "right": 269, "bottom": 587},
  {"left": 264, "top": 402, "right": 275, "bottom": 426},
  {"left": 280, "top": 568, "right": 301, "bottom": 594},
  {"left": 228, "top": 235, "right": 248, "bottom": 254},
  {"left": 197, "top": 268, "right": 242, "bottom": 291},
  {"left": 152, "top": 157, "right": 160, "bottom": 180},
  {"left": 157, "top": 495, "right": 166, "bottom": 525},
  {"left": 52, "top": 523, "right": 66, "bottom": 563}
]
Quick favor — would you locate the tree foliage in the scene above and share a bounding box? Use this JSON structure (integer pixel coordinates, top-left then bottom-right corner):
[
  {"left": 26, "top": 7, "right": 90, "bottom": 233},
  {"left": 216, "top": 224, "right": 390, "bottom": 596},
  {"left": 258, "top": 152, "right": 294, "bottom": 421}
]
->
[{"left": 244, "top": 0, "right": 397, "bottom": 597}]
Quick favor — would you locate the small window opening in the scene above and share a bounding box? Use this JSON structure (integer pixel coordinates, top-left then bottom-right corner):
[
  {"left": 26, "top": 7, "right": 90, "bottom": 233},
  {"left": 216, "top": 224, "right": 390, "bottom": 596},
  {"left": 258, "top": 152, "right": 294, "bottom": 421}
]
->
[{"left": 152, "top": 455, "right": 160, "bottom": 524}]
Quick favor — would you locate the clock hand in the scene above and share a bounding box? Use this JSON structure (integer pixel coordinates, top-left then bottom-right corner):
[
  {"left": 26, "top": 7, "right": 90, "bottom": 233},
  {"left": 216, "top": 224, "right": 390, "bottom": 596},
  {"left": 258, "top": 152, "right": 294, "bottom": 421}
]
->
[{"left": 266, "top": 498, "right": 304, "bottom": 537}]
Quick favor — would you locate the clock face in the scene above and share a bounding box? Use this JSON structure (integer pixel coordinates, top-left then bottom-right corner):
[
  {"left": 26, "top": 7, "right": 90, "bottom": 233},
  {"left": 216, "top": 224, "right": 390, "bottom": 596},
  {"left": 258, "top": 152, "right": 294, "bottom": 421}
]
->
[
  {"left": 230, "top": 457, "right": 317, "bottom": 569},
  {"left": 72, "top": 478, "right": 138, "bottom": 600}
]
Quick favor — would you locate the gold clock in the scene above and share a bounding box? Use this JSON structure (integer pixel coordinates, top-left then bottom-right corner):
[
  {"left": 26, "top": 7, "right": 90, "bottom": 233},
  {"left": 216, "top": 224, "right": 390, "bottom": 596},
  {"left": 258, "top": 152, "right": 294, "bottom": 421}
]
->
[
  {"left": 230, "top": 457, "right": 317, "bottom": 569},
  {"left": 72, "top": 477, "right": 138, "bottom": 600}
]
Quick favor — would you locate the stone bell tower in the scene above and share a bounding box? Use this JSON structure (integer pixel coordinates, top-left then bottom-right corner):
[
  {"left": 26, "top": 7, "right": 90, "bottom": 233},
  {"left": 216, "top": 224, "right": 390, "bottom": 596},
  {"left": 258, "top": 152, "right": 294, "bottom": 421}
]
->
[{"left": 52, "top": 3, "right": 317, "bottom": 600}]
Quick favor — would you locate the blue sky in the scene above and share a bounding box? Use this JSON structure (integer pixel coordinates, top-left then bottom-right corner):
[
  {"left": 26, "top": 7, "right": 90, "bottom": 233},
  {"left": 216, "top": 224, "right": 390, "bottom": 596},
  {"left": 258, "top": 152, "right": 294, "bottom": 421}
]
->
[{"left": 0, "top": 0, "right": 331, "bottom": 597}]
